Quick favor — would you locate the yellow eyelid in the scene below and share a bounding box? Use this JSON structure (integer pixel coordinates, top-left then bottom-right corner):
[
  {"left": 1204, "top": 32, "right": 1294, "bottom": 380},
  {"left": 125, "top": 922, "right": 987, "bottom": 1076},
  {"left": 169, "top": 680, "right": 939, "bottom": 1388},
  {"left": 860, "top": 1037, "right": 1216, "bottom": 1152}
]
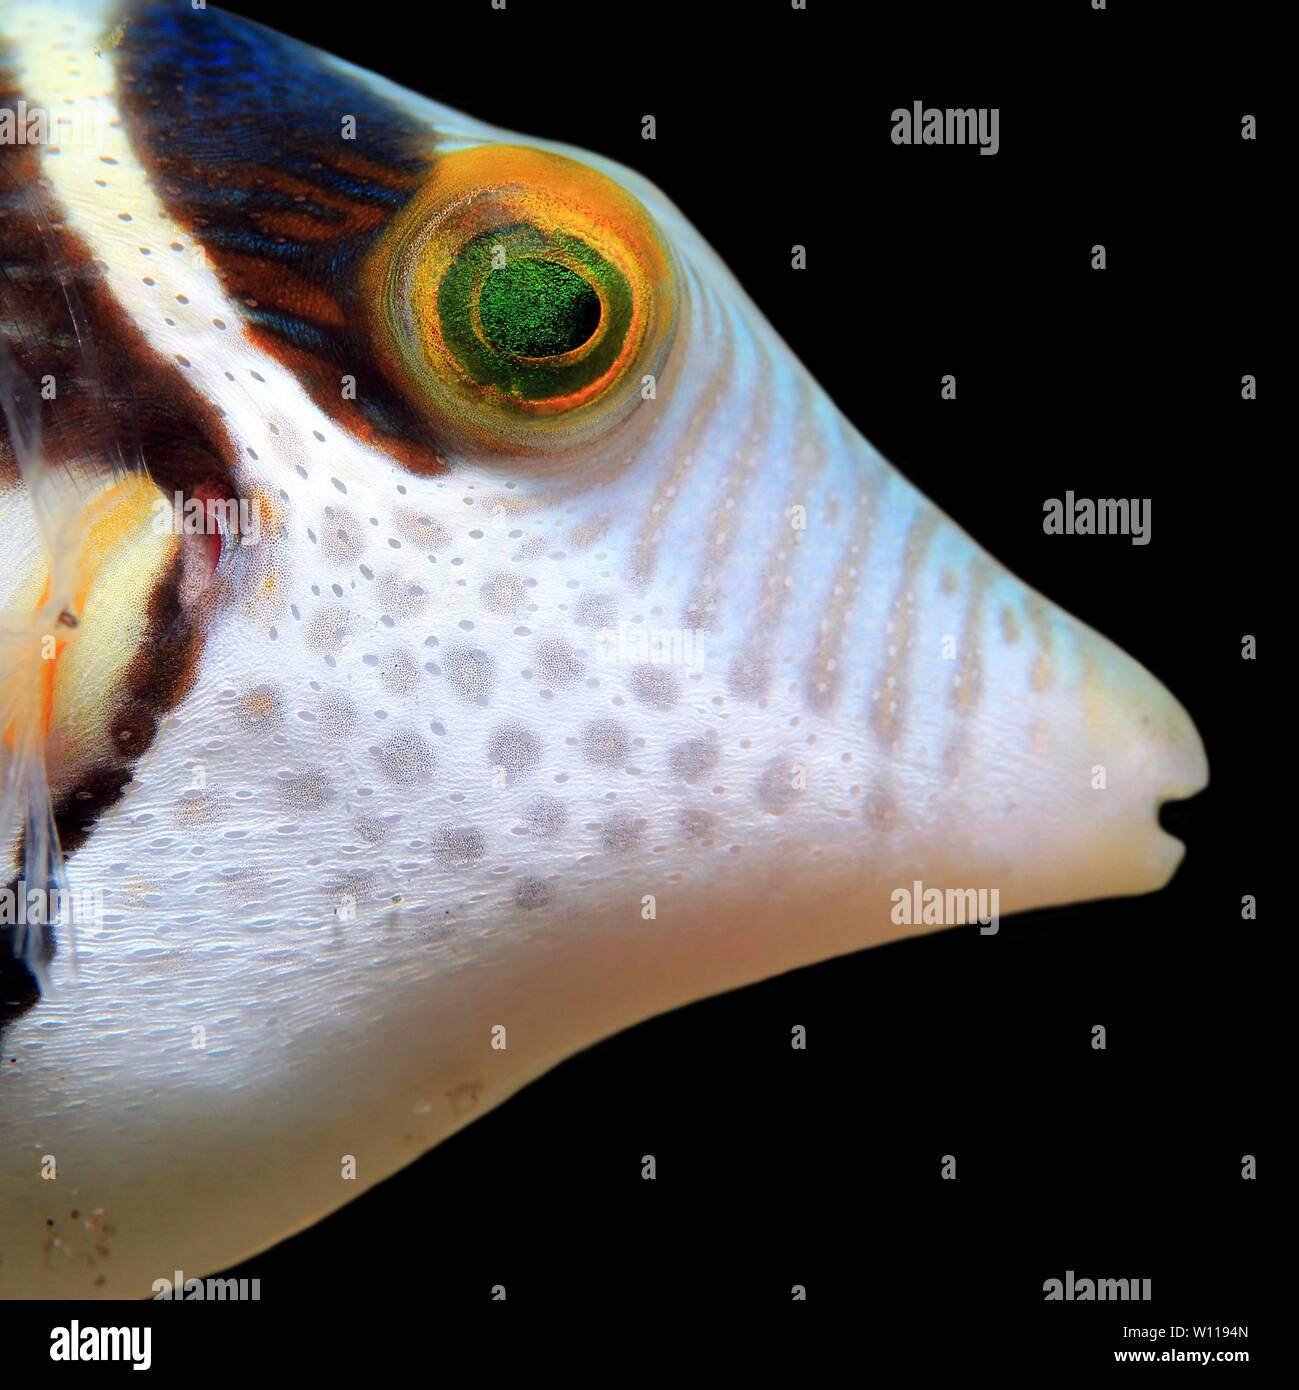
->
[{"left": 361, "top": 143, "right": 678, "bottom": 456}]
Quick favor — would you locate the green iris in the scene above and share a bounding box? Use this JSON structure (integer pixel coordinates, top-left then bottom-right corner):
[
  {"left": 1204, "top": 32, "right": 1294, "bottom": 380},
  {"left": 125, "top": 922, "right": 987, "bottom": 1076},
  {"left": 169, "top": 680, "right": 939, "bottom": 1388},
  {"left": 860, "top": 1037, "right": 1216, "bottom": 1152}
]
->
[
  {"left": 478, "top": 258, "right": 602, "bottom": 358},
  {"left": 437, "top": 223, "right": 632, "bottom": 402}
]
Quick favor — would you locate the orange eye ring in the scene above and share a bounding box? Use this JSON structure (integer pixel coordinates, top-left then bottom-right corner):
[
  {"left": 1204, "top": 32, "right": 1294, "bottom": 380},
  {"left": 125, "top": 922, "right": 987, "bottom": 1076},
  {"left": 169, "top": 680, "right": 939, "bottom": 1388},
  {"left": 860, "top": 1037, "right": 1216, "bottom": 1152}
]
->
[{"left": 362, "top": 144, "right": 678, "bottom": 456}]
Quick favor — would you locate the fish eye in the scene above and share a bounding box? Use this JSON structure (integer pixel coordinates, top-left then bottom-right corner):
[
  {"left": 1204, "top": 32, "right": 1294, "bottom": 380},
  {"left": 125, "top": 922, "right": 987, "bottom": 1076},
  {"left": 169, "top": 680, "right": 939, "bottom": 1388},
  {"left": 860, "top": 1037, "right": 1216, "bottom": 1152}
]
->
[{"left": 361, "top": 144, "right": 678, "bottom": 455}]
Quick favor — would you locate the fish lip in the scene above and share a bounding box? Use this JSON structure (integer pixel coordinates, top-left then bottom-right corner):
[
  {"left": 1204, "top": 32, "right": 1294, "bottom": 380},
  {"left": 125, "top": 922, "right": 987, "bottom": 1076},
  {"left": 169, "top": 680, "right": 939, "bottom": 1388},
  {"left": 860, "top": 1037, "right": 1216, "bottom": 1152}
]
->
[
  {"left": 1148, "top": 709, "right": 1209, "bottom": 872},
  {"left": 1163, "top": 688, "right": 1211, "bottom": 798}
]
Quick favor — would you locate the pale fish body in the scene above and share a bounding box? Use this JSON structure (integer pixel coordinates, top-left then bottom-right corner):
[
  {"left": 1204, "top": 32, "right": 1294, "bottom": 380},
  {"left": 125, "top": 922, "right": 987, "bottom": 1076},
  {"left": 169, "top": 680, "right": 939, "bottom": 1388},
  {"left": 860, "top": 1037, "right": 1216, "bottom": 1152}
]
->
[{"left": 0, "top": 0, "right": 1207, "bottom": 1296}]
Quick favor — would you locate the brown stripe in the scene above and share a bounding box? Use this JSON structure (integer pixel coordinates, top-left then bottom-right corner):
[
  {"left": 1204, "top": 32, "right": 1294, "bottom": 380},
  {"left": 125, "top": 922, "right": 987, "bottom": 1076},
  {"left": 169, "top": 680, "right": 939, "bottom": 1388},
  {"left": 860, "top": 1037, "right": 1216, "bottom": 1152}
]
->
[
  {"left": 626, "top": 306, "right": 734, "bottom": 587},
  {"left": 679, "top": 348, "right": 779, "bottom": 632},
  {"left": 940, "top": 556, "right": 993, "bottom": 782},
  {"left": 869, "top": 509, "right": 939, "bottom": 750},
  {"left": 1024, "top": 593, "right": 1055, "bottom": 692}
]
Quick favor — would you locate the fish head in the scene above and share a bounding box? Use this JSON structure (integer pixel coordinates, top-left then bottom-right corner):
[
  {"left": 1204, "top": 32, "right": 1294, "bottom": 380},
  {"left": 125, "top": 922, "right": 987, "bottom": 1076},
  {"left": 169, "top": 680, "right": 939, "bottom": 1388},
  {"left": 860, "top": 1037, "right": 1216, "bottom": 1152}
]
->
[{"left": 0, "top": 0, "right": 1207, "bottom": 1295}]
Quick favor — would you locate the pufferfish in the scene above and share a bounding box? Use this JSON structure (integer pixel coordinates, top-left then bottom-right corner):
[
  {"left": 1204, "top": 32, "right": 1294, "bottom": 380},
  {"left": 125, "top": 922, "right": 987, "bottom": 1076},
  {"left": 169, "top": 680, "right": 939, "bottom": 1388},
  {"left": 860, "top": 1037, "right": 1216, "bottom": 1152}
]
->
[{"left": 0, "top": 0, "right": 1207, "bottom": 1297}]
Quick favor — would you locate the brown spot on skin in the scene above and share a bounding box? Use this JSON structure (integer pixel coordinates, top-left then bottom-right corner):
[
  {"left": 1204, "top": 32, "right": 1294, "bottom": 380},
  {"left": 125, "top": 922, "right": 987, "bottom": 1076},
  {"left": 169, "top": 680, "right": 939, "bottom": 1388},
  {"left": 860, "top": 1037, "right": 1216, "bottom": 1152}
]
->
[
  {"left": 668, "top": 736, "right": 720, "bottom": 781},
  {"left": 393, "top": 508, "right": 449, "bottom": 550},
  {"left": 629, "top": 663, "right": 680, "bottom": 711},
  {"left": 515, "top": 877, "right": 552, "bottom": 909},
  {"left": 534, "top": 636, "right": 584, "bottom": 687},
  {"left": 863, "top": 786, "right": 895, "bottom": 830},
  {"left": 278, "top": 768, "right": 334, "bottom": 811},
  {"left": 318, "top": 689, "right": 357, "bottom": 737},
  {"left": 600, "top": 811, "right": 647, "bottom": 854},
  {"left": 574, "top": 592, "right": 617, "bottom": 629},
  {"left": 112, "top": 874, "right": 167, "bottom": 908},
  {"left": 756, "top": 755, "right": 805, "bottom": 814},
  {"left": 486, "top": 721, "right": 542, "bottom": 778},
  {"left": 442, "top": 646, "right": 495, "bottom": 704},
  {"left": 1000, "top": 606, "right": 1021, "bottom": 645},
  {"left": 172, "top": 788, "right": 226, "bottom": 828},
  {"left": 581, "top": 718, "right": 629, "bottom": 768},
  {"left": 246, "top": 568, "right": 285, "bottom": 619},
  {"left": 306, "top": 606, "right": 351, "bottom": 652},
  {"left": 374, "top": 571, "right": 428, "bottom": 620},
  {"left": 680, "top": 588, "right": 717, "bottom": 633},
  {"left": 377, "top": 647, "right": 420, "bottom": 696},
  {"left": 377, "top": 732, "right": 435, "bottom": 786},
  {"left": 727, "top": 650, "right": 769, "bottom": 700},
  {"left": 480, "top": 573, "right": 527, "bottom": 615},
  {"left": 325, "top": 868, "right": 377, "bottom": 904},
  {"left": 509, "top": 533, "right": 548, "bottom": 561},
  {"left": 433, "top": 826, "right": 486, "bottom": 867},
  {"left": 680, "top": 808, "right": 716, "bottom": 841},
  {"left": 354, "top": 815, "right": 396, "bottom": 845},
  {"left": 320, "top": 506, "right": 365, "bottom": 565},
  {"left": 567, "top": 516, "right": 610, "bottom": 549},
  {"left": 245, "top": 487, "right": 285, "bottom": 545},
  {"left": 219, "top": 864, "right": 269, "bottom": 905},
  {"left": 235, "top": 682, "right": 282, "bottom": 732},
  {"left": 523, "top": 795, "right": 567, "bottom": 837}
]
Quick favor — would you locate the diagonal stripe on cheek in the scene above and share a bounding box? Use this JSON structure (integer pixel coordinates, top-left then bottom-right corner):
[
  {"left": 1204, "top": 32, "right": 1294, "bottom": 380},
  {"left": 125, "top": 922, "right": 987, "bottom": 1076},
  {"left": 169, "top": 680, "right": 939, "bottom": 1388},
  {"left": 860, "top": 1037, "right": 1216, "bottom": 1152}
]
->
[{"left": 112, "top": 0, "right": 450, "bottom": 472}]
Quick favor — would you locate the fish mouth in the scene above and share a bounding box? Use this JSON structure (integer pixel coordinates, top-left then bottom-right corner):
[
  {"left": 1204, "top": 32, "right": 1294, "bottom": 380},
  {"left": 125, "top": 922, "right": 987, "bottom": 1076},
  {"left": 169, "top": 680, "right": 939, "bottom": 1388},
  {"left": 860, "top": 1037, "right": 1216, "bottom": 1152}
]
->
[
  {"left": 1012, "top": 643, "right": 1210, "bottom": 913},
  {"left": 1116, "top": 661, "right": 1210, "bottom": 887},
  {"left": 1152, "top": 696, "right": 1210, "bottom": 857}
]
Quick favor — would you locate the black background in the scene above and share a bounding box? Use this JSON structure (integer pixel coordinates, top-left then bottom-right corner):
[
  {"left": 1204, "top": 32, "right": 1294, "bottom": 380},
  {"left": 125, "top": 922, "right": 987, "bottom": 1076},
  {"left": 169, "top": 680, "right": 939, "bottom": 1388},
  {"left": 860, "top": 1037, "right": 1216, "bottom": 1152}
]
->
[{"left": 3, "top": 0, "right": 1276, "bottom": 1371}]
